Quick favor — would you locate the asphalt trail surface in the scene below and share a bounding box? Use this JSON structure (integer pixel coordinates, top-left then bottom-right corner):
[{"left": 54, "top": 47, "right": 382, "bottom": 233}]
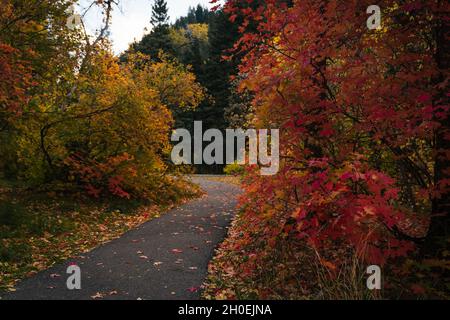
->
[{"left": 1, "top": 176, "right": 241, "bottom": 300}]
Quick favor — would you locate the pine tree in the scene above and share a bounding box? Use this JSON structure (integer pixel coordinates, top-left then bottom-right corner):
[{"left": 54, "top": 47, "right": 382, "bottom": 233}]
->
[
  {"left": 201, "top": 9, "right": 240, "bottom": 130},
  {"left": 150, "top": 0, "right": 169, "bottom": 28},
  {"left": 174, "top": 5, "right": 210, "bottom": 29},
  {"left": 133, "top": 0, "right": 172, "bottom": 60},
  {"left": 195, "top": 4, "right": 209, "bottom": 24}
]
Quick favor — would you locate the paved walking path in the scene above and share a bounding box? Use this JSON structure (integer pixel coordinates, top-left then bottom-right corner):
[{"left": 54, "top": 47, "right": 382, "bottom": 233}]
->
[{"left": 2, "top": 176, "right": 241, "bottom": 300}]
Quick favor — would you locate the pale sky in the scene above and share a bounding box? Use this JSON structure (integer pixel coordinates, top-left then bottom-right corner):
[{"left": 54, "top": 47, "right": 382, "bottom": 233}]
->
[{"left": 78, "top": 0, "right": 219, "bottom": 55}]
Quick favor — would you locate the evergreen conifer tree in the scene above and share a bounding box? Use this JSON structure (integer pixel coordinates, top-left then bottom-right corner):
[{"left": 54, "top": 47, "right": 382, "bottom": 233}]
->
[{"left": 134, "top": 0, "right": 173, "bottom": 59}]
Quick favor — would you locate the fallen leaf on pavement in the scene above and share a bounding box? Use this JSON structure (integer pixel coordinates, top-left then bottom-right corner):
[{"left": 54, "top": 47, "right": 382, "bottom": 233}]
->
[{"left": 91, "top": 292, "right": 105, "bottom": 299}]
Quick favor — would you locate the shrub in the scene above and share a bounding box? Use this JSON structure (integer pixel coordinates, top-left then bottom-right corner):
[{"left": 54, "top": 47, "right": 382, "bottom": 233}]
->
[{"left": 224, "top": 163, "right": 245, "bottom": 176}]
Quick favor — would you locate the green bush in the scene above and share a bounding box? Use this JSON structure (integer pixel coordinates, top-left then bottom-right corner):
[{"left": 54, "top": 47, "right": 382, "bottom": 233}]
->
[{"left": 224, "top": 163, "right": 245, "bottom": 176}]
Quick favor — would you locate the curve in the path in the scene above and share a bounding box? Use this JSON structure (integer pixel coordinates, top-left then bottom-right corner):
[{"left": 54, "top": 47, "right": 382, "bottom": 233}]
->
[{"left": 1, "top": 177, "right": 241, "bottom": 300}]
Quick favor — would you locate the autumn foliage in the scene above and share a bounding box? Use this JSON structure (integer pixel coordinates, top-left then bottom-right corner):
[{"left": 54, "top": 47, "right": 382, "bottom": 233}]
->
[
  {"left": 210, "top": 0, "right": 449, "bottom": 285},
  {"left": 1, "top": 0, "right": 448, "bottom": 299},
  {"left": 0, "top": 44, "right": 32, "bottom": 120},
  {"left": 0, "top": 1, "right": 204, "bottom": 200}
]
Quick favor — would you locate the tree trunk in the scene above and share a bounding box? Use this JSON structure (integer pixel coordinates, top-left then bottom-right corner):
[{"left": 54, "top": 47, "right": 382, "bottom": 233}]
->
[{"left": 427, "top": 5, "right": 450, "bottom": 256}]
